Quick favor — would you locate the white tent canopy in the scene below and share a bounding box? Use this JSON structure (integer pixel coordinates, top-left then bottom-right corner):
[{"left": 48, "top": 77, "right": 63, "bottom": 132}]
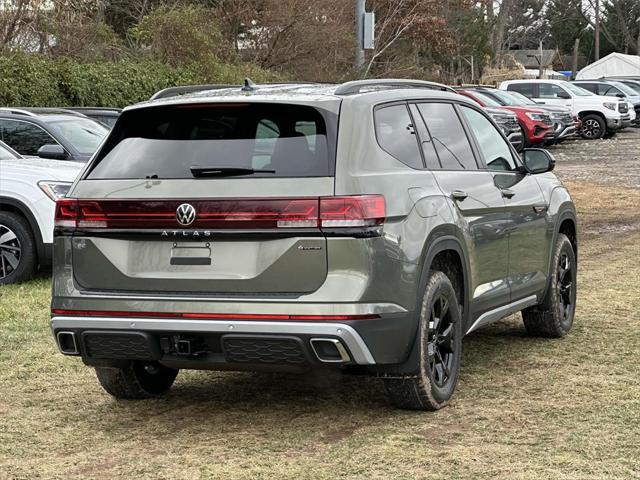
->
[{"left": 576, "top": 53, "right": 640, "bottom": 79}]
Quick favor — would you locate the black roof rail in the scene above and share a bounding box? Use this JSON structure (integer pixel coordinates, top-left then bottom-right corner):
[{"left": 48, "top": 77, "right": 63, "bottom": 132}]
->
[
  {"left": 30, "top": 108, "right": 88, "bottom": 118},
  {"left": 64, "top": 107, "right": 122, "bottom": 113},
  {"left": 334, "top": 79, "right": 454, "bottom": 95},
  {"left": 150, "top": 84, "right": 239, "bottom": 101}
]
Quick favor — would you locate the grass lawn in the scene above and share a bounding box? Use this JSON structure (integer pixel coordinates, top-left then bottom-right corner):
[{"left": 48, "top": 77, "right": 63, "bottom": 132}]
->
[{"left": 1, "top": 141, "right": 639, "bottom": 479}]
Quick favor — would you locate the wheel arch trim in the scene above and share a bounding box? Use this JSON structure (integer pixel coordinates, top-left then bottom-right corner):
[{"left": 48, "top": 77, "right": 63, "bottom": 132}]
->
[{"left": 420, "top": 233, "right": 471, "bottom": 329}]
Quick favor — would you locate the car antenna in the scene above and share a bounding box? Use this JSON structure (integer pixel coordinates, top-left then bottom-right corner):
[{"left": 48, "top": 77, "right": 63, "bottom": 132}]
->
[{"left": 242, "top": 78, "right": 256, "bottom": 92}]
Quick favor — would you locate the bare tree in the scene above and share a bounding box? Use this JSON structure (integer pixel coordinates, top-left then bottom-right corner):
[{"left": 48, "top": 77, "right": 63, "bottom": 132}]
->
[
  {"left": 0, "top": 0, "right": 49, "bottom": 51},
  {"left": 235, "top": 0, "right": 353, "bottom": 81},
  {"left": 362, "top": 0, "right": 421, "bottom": 77}
]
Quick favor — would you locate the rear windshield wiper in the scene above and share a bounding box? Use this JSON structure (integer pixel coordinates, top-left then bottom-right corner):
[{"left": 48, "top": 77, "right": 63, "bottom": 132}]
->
[{"left": 190, "top": 166, "right": 276, "bottom": 178}]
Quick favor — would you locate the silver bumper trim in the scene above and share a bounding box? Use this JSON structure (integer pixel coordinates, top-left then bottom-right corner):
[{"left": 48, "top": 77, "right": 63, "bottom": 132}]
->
[{"left": 50, "top": 316, "right": 376, "bottom": 365}]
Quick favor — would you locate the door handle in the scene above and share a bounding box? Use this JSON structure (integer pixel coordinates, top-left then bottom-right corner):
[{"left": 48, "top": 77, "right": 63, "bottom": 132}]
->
[
  {"left": 500, "top": 188, "right": 516, "bottom": 199},
  {"left": 451, "top": 190, "right": 468, "bottom": 201}
]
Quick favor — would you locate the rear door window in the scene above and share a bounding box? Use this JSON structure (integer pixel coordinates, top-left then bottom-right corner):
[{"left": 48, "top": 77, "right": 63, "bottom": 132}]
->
[
  {"left": 601, "top": 85, "right": 622, "bottom": 97},
  {"left": 0, "top": 119, "right": 59, "bottom": 156},
  {"left": 415, "top": 103, "right": 478, "bottom": 170},
  {"left": 87, "top": 103, "right": 336, "bottom": 179},
  {"left": 577, "top": 83, "right": 597, "bottom": 94},
  {"left": 507, "top": 83, "right": 535, "bottom": 97},
  {"left": 408, "top": 104, "right": 440, "bottom": 170},
  {"left": 374, "top": 103, "right": 423, "bottom": 169},
  {"left": 539, "top": 83, "right": 568, "bottom": 99}
]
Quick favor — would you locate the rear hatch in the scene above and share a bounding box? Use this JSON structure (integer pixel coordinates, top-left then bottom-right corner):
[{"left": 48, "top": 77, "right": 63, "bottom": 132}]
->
[{"left": 60, "top": 101, "right": 342, "bottom": 296}]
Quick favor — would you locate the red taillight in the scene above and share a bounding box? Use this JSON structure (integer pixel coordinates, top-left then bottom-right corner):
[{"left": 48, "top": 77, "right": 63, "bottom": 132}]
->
[
  {"left": 54, "top": 195, "right": 385, "bottom": 231},
  {"left": 320, "top": 195, "right": 385, "bottom": 228},
  {"left": 198, "top": 198, "right": 319, "bottom": 229},
  {"left": 54, "top": 198, "right": 79, "bottom": 228}
]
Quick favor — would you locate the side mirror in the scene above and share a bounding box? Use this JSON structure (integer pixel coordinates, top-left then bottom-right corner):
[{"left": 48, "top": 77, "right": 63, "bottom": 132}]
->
[
  {"left": 37, "top": 144, "right": 68, "bottom": 160},
  {"left": 615, "top": 93, "right": 625, "bottom": 98},
  {"left": 522, "top": 148, "right": 555, "bottom": 174},
  {"left": 557, "top": 91, "right": 571, "bottom": 99}
]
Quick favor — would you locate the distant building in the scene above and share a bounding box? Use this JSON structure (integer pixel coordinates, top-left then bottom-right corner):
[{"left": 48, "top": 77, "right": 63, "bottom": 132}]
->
[
  {"left": 508, "top": 49, "right": 564, "bottom": 71},
  {"left": 560, "top": 54, "right": 588, "bottom": 71}
]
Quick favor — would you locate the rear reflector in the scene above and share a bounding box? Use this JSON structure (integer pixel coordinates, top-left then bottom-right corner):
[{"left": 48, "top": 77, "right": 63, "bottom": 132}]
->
[
  {"left": 55, "top": 195, "right": 385, "bottom": 231},
  {"left": 51, "top": 309, "right": 379, "bottom": 321}
]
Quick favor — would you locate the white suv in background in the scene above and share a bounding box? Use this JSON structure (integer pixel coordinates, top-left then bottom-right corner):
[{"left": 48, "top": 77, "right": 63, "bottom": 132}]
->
[
  {"left": 0, "top": 141, "right": 82, "bottom": 284},
  {"left": 499, "top": 79, "right": 628, "bottom": 139}
]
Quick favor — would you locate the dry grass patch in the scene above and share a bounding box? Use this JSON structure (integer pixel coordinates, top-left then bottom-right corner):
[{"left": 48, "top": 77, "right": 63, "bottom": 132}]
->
[{"left": 563, "top": 180, "right": 640, "bottom": 236}]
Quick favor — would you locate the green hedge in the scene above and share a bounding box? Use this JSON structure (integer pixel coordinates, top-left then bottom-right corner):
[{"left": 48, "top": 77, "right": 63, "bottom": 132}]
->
[{"left": 0, "top": 53, "right": 278, "bottom": 108}]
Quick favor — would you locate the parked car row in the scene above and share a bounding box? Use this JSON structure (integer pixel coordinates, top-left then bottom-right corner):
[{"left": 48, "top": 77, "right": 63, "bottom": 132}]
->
[
  {"left": 500, "top": 79, "right": 637, "bottom": 139},
  {"left": 0, "top": 107, "right": 119, "bottom": 284}
]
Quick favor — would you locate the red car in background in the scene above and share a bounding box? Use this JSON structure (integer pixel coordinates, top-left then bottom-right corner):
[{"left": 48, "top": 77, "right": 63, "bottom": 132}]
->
[{"left": 455, "top": 88, "right": 555, "bottom": 148}]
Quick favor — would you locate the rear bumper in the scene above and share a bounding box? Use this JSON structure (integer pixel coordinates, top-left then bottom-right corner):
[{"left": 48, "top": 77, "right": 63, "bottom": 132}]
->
[{"left": 51, "top": 312, "right": 418, "bottom": 369}]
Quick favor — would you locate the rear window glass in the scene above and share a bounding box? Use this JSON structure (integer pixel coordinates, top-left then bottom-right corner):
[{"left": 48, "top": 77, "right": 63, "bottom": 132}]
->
[
  {"left": 374, "top": 104, "right": 423, "bottom": 169},
  {"left": 87, "top": 103, "right": 336, "bottom": 179}
]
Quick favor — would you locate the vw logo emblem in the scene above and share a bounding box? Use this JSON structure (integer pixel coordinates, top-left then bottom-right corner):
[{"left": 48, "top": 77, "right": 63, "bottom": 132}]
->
[{"left": 176, "top": 203, "right": 197, "bottom": 227}]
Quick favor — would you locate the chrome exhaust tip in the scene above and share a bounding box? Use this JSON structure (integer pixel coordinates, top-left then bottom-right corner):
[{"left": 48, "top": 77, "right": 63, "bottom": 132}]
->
[
  {"left": 310, "top": 338, "right": 351, "bottom": 363},
  {"left": 56, "top": 331, "right": 79, "bottom": 355}
]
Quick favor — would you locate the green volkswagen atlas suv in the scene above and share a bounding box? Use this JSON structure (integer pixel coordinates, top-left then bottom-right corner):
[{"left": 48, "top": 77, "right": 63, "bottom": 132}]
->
[{"left": 50, "top": 80, "right": 577, "bottom": 410}]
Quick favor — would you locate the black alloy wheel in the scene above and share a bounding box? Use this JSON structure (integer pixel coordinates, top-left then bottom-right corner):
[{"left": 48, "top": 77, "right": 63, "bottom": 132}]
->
[
  {"left": 428, "top": 294, "right": 456, "bottom": 388},
  {"left": 556, "top": 251, "right": 574, "bottom": 327},
  {"left": 383, "top": 271, "right": 462, "bottom": 410},
  {"left": 522, "top": 233, "right": 576, "bottom": 338}
]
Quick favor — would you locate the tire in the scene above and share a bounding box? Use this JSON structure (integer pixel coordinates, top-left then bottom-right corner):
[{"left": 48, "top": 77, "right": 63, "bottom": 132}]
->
[
  {"left": 580, "top": 114, "right": 605, "bottom": 140},
  {"left": 95, "top": 361, "right": 178, "bottom": 399},
  {"left": 519, "top": 124, "right": 529, "bottom": 149},
  {"left": 383, "top": 271, "right": 462, "bottom": 410},
  {"left": 515, "top": 126, "right": 525, "bottom": 153},
  {"left": 522, "top": 233, "right": 576, "bottom": 338},
  {"left": 0, "top": 211, "right": 37, "bottom": 285}
]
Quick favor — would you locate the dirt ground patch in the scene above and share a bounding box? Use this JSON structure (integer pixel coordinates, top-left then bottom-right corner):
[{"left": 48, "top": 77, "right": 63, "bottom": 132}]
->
[
  {"left": 1, "top": 130, "right": 639, "bottom": 479},
  {"left": 550, "top": 128, "right": 640, "bottom": 188}
]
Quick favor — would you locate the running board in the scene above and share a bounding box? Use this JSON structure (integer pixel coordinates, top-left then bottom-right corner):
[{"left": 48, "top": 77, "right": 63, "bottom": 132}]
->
[{"left": 466, "top": 295, "right": 538, "bottom": 334}]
